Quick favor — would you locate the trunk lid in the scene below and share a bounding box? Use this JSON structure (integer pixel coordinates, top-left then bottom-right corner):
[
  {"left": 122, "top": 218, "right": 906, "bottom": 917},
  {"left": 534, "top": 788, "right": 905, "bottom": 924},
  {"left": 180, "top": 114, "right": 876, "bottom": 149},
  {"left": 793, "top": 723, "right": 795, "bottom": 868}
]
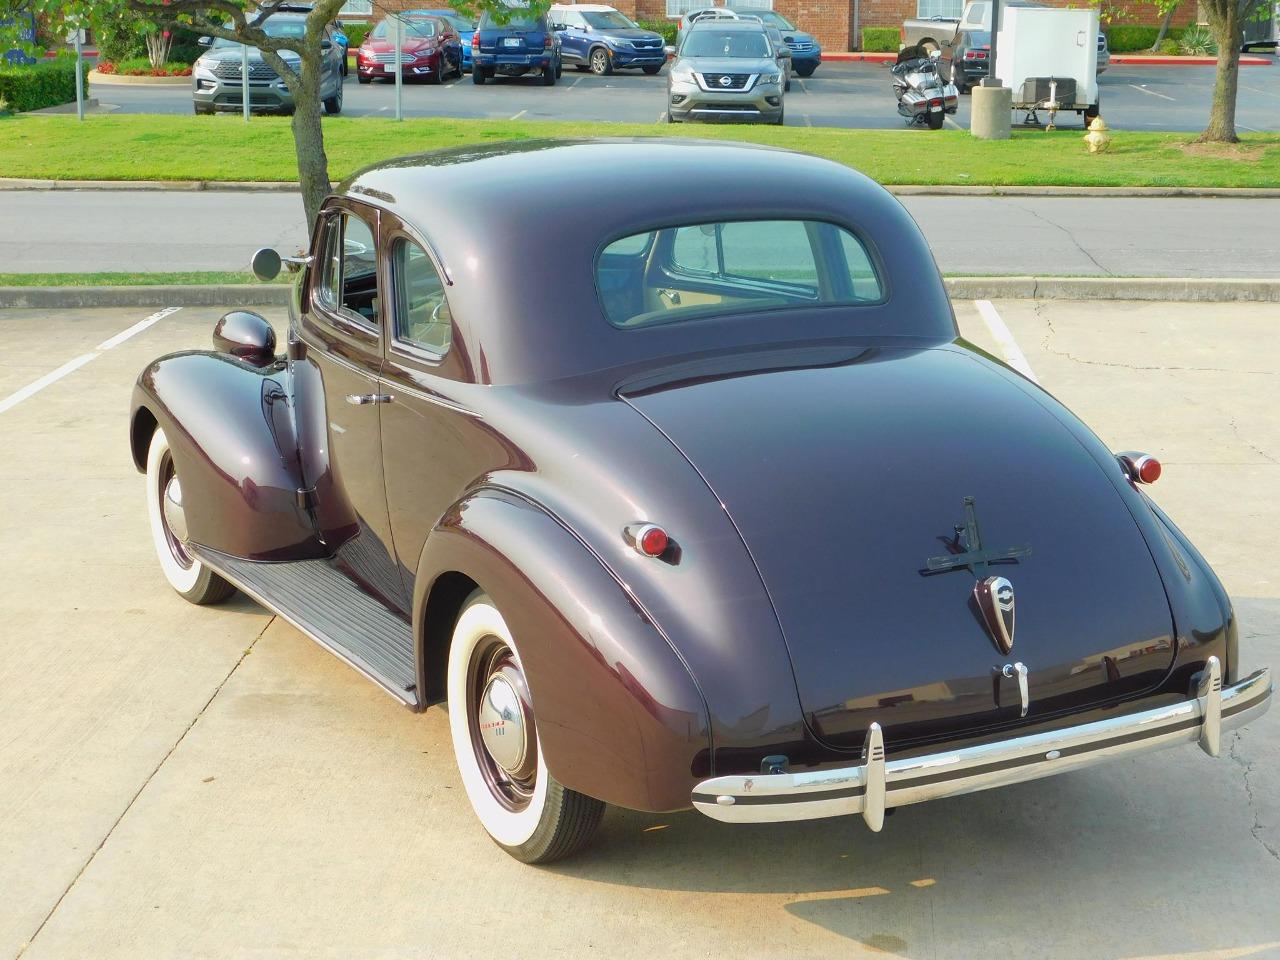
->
[{"left": 622, "top": 345, "right": 1176, "bottom": 750}]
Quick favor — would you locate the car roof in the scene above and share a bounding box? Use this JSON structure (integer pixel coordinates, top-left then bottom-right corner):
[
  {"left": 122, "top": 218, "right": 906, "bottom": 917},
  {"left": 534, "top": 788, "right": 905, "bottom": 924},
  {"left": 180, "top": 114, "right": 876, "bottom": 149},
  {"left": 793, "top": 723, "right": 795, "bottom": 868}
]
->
[
  {"left": 550, "top": 3, "right": 620, "bottom": 9},
  {"left": 687, "top": 17, "right": 766, "bottom": 31},
  {"left": 336, "top": 139, "right": 952, "bottom": 385}
]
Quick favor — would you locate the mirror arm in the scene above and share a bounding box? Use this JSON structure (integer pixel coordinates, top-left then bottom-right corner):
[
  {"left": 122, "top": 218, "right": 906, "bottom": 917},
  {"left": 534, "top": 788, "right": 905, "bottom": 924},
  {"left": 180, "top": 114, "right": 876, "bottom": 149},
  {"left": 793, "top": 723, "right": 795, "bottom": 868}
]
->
[{"left": 283, "top": 254, "right": 313, "bottom": 273}]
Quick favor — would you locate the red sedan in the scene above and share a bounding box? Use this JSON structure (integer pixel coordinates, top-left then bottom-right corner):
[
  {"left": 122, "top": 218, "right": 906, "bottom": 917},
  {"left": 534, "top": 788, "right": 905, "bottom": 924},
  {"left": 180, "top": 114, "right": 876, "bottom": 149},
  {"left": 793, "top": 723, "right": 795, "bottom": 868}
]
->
[{"left": 357, "top": 15, "right": 462, "bottom": 84}]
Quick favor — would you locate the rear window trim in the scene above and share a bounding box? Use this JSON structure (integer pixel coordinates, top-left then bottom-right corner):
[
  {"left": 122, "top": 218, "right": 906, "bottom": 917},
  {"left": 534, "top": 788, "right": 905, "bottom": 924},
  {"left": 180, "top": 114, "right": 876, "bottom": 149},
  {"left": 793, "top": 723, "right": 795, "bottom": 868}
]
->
[{"left": 592, "top": 215, "right": 890, "bottom": 331}]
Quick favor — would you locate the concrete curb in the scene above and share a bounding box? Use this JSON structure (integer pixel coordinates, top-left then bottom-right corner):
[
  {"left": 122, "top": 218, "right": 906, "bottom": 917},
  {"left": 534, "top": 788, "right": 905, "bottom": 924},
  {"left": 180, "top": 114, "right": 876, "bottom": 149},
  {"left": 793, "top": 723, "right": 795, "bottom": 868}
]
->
[
  {"left": 87, "top": 70, "right": 191, "bottom": 85},
  {"left": 3, "top": 177, "right": 1279, "bottom": 198},
  {"left": 0, "top": 285, "right": 292, "bottom": 309},
  {"left": 3, "top": 277, "right": 1278, "bottom": 309}
]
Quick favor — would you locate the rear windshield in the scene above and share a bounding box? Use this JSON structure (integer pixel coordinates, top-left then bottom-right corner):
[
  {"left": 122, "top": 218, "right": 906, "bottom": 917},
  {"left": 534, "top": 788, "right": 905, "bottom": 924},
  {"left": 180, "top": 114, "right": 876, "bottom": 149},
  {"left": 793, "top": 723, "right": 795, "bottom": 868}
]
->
[
  {"left": 681, "top": 28, "right": 770, "bottom": 57},
  {"left": 596, "top": 219, "right": 884, "bottom": 329},
  {"left": 479, "top": 10, "right": 543, "bottom": 30}
]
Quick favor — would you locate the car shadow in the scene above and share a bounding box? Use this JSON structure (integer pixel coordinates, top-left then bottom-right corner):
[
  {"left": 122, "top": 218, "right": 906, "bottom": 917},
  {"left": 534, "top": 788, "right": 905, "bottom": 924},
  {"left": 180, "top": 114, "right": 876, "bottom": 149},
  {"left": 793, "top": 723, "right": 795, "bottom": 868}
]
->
[{"left": 545, "top": 597, "right": 1279, "bottom": 957}]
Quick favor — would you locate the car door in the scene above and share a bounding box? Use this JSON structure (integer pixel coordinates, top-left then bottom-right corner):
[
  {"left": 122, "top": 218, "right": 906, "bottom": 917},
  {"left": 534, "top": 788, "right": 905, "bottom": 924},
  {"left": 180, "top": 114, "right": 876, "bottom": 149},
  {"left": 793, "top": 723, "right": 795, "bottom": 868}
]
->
[
  {"left": 296, "top": 202, "right": 409, "bottom": 613},
  {"left": 557, "top": 9, "right": 585, "bottom": 63},
  {"left": 374, "top": 215, "right": 506, "bottom": 595}
]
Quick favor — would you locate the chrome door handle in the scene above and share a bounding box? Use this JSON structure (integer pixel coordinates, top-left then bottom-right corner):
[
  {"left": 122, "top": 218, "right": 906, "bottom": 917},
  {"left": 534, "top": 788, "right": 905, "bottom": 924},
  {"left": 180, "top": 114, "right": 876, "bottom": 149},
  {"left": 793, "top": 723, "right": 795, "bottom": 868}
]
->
[
  {"left": 345, "top": 394, "right": 393, "bottom": 405},
  {"left": 1002, "top": 662, "right": 1030, "bottom": 717}
]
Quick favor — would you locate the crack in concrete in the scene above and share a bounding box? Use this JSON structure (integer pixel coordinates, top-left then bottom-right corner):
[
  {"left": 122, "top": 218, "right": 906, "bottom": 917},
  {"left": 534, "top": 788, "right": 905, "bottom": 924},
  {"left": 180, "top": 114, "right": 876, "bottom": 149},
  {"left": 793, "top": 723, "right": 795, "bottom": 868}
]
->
[
  {"left": 1014, "top": 202, "right": 1112, "bottom": 276},
  {"left": 1229, "top": 416, "right": 1279, "bottom": 464},
  {"left": 1038, "top": 306, "right": 1278, "bottom": 375},
  {"left": 1228, "top": 733, "right": 1280, "bottom": 864},
  {"left": 13, "top": 616, "right": 276, "bottom": 960}
]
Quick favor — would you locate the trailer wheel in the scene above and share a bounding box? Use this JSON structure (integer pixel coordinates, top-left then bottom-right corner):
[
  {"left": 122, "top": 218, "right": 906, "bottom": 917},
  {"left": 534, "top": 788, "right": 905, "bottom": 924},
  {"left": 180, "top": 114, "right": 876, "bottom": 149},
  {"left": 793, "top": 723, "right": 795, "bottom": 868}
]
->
[{"left": 1084, "top": 97, "right": 1100, "bottom": 123}]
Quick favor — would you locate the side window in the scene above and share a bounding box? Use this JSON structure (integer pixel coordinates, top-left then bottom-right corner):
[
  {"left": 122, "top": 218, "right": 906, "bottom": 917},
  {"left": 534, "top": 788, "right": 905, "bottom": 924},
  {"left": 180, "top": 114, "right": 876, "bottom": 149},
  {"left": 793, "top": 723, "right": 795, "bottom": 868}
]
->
[
  {"left": 720, "top": 220, "right": 818, "bottom": 292},
  {"left": 316, "top": 211, "right": 380, "bottom": 329},
  {"left": 671, "top": 225, "right": 719, "bottom": 274},
  {"left": 391, "top": 238, "right": 452, "bottom": 357},
  {"left": 840, "top": 231, "right": 881, "bottom": 301}
]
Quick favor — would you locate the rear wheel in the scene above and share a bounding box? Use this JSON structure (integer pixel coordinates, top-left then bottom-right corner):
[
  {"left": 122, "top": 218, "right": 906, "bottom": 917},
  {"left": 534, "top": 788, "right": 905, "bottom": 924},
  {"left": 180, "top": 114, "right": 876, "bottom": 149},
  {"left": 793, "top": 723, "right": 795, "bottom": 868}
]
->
[
  {"left": 447, "top": 594, "right": 605, "bottom": 863},
  {"left": 795, "top": 63, "right": 816, "bottom": 77},
  {"left": 542, "top": 61, "right": 557, "bottom": 85},
  {"left": 589, "top": 46, "right": 612, "bottom": 75},
  {"left": 1084, "top": 97, "right": 1100, "bottom": 123},
  {"left": 473, "top": 65, "right": 486, "bottom": 84},
  {"left": 927, "top": 108, "right": 944, "bottom": 129},
  {"left": 145, "top": 429, "right": 235, "bottom": 606}
]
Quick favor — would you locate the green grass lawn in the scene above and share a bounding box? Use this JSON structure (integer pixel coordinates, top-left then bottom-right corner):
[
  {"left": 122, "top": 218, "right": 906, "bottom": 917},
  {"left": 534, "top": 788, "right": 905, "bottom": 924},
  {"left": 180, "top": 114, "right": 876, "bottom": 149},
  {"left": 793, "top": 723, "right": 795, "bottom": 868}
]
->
[
  {"left": 1, "top": 114, "right": 1276, "bottom": 187},
  {"left": 0, "top": 271, "right": 287, "bottom": 286}
]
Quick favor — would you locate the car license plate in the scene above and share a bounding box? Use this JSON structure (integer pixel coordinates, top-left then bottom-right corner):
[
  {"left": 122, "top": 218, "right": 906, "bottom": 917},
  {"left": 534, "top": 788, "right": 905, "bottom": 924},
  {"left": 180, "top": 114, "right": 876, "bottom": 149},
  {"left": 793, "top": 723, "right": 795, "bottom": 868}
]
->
[
  {"left": 502, "top": 37, "right": 521, "bottom": 47},
  {"left": 930, "top": 104, "right": 942, "bottom": 112}
]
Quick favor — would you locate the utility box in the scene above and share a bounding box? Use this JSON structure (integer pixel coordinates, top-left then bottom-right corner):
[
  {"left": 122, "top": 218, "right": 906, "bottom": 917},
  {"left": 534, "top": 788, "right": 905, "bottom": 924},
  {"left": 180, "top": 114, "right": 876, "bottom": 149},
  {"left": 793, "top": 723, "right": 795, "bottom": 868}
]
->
[{"left": 995, "top": 6, "right": 1099, "bottom": 110}]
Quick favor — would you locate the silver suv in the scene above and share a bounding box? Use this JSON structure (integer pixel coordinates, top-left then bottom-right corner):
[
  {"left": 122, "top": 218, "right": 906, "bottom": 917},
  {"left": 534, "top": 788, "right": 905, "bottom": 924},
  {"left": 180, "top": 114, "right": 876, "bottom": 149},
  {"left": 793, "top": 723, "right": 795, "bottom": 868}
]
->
[
  {"left": 667, "top": 19, "right": 784, "bottom": 125},
  {"left": 192, "top": 13, "right": 345, "bottom": 115}
]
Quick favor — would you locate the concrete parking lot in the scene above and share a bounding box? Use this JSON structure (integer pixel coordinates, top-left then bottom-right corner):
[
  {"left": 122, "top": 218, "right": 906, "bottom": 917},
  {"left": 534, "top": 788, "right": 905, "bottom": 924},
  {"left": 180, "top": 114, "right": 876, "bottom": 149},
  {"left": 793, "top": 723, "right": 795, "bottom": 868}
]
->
[
  {"left": 89, "top": 59, "right": 1280, "bottom": 132},
  {"left": 1, "top": 298, "right": 1277, "bottom": 959}
]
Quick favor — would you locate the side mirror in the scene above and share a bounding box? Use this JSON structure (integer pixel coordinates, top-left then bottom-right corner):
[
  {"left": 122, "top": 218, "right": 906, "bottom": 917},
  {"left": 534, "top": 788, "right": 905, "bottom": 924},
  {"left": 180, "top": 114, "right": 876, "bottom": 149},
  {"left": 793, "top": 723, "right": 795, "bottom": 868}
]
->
[
  {"left": 198, "top": 35, "right": 213, "bottom": 46},
  {"left": 320, "top": 38, "right": 333, "bottom": 50},
  {"left": 930, "top": 48, "right": 942, "bottom": 59},
  {"left": 250, "top": 247, "right": 282, "bottom": 281},
  {"left": 213, "top": 311, "right": 277, "bottom": 367}
]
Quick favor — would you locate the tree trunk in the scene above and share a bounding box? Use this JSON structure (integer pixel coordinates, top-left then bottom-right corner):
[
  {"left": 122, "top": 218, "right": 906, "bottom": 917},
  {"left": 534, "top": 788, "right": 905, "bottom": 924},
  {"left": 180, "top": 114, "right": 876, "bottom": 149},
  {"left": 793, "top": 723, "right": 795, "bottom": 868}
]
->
[
  {"left": 1150, "top": 6, "right": 1177, "bottom": 50},
  {"left": 273, "top": 50, "right": 332, "bottom": 229},
  {"left": 1199, "top": 1, "right": 1242, "bottom": 142}
]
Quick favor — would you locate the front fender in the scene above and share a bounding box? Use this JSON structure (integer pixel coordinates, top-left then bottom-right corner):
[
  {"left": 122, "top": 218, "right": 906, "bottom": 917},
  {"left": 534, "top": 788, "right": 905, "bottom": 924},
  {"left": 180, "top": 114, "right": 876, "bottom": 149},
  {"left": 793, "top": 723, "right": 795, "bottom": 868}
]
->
[
  {"left": 131, "top": 351, "right": 325, "bottom": 561},
  {"left": 413, "top": 487, "right": 711, "bottom": 812}
]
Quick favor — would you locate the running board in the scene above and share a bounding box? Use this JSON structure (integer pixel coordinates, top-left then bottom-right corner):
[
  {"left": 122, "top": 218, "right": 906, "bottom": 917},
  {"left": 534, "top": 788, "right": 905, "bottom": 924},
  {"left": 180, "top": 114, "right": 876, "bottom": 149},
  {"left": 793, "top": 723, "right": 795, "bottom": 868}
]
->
[{"left": 193, "top": 547, "right": 419, "bottom": 708}]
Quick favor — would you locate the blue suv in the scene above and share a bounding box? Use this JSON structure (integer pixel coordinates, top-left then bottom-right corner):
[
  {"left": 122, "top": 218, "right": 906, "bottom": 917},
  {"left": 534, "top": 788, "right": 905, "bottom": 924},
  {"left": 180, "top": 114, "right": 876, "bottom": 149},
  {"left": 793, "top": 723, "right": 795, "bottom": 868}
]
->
[
  {"left": 740, "top": 9, "right": 821, "bottom": 76},
  {"left": 472, "top": 7, "right": 562, "bottom": 85},
  {"left": 550, "top": 4, "right": 666, "bottom": 76}
]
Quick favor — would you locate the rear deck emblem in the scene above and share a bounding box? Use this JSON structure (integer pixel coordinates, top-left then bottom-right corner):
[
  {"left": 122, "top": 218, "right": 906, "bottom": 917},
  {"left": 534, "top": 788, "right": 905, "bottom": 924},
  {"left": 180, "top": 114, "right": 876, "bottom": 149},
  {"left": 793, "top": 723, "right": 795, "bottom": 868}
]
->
[{"left": 924, "top": 496, "right": 1029, "bottom": 654}]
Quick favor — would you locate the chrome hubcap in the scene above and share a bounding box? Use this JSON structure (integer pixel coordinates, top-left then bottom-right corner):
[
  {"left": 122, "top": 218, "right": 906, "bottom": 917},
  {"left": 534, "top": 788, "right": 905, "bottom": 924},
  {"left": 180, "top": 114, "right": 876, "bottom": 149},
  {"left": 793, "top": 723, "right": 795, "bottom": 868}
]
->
[
  {"left": 162, "top": 476, "right": 188, "bottom": 543},
  {"left": 478, "top": 672, "right": 529, "bottom": 775}
]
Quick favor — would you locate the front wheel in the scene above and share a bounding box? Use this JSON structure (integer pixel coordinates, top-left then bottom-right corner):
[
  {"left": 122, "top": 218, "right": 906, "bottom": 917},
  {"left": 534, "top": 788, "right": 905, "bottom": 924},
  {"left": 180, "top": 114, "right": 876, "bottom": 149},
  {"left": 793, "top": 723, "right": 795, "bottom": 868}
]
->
[
  {"left": 642, "top": 64, "right": 661, "bottom": 75},
  {"left": 145, "top": 429, "right": 235, "bottom": 605},
  {"left": 589, "top": 47, "right": 612, "bottom": 75},
  {"left": 323, "top": 85, "right": 343, "bottom": 114},
  {"left": 795, "top": 63, "right": 816, "bottom": 78},
  {"left": 448, "top": 594, "right": 604, "bottom": 863}
]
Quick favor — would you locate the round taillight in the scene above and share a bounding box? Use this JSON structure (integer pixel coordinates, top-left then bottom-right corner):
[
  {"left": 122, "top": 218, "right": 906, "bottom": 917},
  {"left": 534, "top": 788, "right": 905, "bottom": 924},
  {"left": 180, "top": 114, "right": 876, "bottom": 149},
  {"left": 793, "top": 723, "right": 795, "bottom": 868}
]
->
[
  {"left": 1135, "top": 455, "right": 1161, "bottom": 484},
  {"left": 633, "top": 524, "right": 669, "bottom": 558}
]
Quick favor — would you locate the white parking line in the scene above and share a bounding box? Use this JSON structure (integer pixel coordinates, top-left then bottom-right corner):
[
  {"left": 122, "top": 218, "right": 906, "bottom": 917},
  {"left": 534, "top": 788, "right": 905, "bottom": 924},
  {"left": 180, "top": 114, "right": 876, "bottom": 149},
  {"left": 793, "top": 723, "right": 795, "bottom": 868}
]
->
[
  {"left": 0, "top": 307, "right": 181, "bottom": 415},
  {"left": 510, "top": 109, "right": 527, "bottom": 120},
  {"left": 802, "top": 113, "right": 812, "bottom": 126},
  {"left": 974, "top": 300, "right": 1038, "bottom": 384},
  {"left": 1128, "top": 83, "right": 1175, "bottom": 101},
  {"left": 944, "top": 115, "right": 962, "bottom": 130},
  {"left": 797, "top": 78, "right": 809, "bottom": 94}
]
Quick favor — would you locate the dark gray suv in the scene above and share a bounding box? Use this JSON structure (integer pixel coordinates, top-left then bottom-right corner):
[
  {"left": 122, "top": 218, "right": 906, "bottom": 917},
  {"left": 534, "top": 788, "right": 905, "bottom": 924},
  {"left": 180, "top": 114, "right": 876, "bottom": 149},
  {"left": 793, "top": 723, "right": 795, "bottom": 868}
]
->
[{"left": 192, "top": 13, "right": 345, "bottom": 115}]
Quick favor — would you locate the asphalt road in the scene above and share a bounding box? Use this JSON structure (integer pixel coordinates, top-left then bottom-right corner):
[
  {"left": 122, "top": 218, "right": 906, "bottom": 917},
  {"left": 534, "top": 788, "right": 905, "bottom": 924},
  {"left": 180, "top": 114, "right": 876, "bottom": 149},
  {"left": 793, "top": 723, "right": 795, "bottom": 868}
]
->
[
  {"left": 4, "top": 189, "right": 1275, "bottom": 278},
  {"left": 88, "top": 59, "right": 1280, "bottom": 132},
  {"left": 1, "top": 299, "right": 1276, "bottom": 959}
]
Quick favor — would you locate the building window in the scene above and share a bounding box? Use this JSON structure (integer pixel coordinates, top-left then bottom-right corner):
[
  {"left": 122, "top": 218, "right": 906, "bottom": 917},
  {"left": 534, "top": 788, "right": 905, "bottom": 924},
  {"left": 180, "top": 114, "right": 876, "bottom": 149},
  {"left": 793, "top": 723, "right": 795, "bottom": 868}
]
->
[
  {"left": 666, "top": 0, "right": 773, "bottom": 16},
  {"left": 917, "top": 0, "right": 964, "bottom": 18},
  {"left": 340, "top": 0, "right": 373, "bottom": 15}
]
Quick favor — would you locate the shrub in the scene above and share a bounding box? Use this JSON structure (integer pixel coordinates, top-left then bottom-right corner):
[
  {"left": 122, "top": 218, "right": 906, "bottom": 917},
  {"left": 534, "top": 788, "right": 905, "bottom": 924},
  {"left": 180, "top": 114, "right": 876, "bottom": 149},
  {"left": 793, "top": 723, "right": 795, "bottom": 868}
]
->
[
  {"left": 1105, "top": 25, "right": 1159, "bottom": 51},
  {"left": 343, "top": 22, "right": 372, "bottom": 48},
  {"left": 95, "top": 15, "right": 148, "bottom": 63},
  {"left": 1157, "top": 38, "right": 1181, "bottom": 54},
  {"left": 637, "top": 19, "right": 677, "bottom": 44},
  {"left": 1179, "top": 26, "right": 1217, "bottom": 55},
  {"left": 98, "top": 56, "right": 192, "bottom": 76},
  {"left": 862, "top": 26, "right": 899, "bottom": 52},
  {"left": 0, "top": 56, "right": 90, "bottom": 112}
]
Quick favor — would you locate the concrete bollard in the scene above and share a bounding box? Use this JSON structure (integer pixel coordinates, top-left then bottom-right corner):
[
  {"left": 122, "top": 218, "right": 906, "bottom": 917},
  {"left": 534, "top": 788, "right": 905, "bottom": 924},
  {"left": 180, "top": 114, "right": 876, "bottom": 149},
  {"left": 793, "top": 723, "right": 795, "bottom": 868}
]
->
[{"left": 971, "top": 84, "right": 1012, "bottom": 140}]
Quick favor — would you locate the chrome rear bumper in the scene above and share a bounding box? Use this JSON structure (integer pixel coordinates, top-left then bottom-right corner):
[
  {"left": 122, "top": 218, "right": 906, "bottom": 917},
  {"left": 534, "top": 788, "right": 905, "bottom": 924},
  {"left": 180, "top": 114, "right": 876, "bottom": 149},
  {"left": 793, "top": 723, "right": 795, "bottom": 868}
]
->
[{"left": 692, "top": 658, "right": 1271, "bottom": 828}]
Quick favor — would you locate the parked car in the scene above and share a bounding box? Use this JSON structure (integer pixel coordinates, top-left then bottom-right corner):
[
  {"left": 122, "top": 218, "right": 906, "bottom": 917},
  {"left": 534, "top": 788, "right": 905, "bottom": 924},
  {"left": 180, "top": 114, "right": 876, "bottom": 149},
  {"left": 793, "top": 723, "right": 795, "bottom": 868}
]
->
[
  {"left": 550, "top": 3, "right": 666, "bottom": 75},
  {"left": 761, "top": 22, "right": 792, "bottom": 89},
  {"left": 356, "top": 14, "right": 463, "bottom": 84},
  {"left": 192, "top": 12, "right": 344, "bottom": 115},
  {"left": 903, "top": 0, "right": 1109, "bottom": 87},
  {"left": 271, "top": 4, "right": 350, "bottom": 75},
  {"left": 733, "top": 8, "right": 821, "bottom": 76},
  {"left": 667, "top": 19, "right": 784, "bottom": 124},
  {"left": 471, "top": 7, "right": 561, "bottom": 85},
  {"left": 130, "top": 138, "right": 1273, "bottom": 863},
  {"left": 414, "top": 8, "right": 478, "bottom": 71}
]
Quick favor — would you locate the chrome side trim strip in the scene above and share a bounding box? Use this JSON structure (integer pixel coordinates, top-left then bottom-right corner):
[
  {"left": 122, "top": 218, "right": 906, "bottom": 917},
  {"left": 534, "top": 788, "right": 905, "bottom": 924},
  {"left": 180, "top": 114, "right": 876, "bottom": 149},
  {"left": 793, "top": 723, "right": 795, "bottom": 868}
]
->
[{"left": 692, "top": 666, "right": 1272, "bottom": 825}]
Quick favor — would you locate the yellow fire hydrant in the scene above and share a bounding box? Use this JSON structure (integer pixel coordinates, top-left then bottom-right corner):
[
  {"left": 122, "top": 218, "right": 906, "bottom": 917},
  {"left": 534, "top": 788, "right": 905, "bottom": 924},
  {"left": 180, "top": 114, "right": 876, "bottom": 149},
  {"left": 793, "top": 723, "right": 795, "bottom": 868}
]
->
[{"left": 1084, "top": 116, "right": 1112, "bottom": 154}]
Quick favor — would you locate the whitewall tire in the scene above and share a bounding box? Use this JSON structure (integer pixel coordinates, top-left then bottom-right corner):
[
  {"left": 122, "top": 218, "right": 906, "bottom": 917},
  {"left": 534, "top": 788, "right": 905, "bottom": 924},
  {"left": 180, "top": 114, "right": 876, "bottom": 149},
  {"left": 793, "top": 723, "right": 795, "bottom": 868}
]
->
[
  {"left": 145, "top": 428, "right": 235, "bottom": 605},
  {"left": 447, "top": 593, "right": 604, "bottom": 863}
]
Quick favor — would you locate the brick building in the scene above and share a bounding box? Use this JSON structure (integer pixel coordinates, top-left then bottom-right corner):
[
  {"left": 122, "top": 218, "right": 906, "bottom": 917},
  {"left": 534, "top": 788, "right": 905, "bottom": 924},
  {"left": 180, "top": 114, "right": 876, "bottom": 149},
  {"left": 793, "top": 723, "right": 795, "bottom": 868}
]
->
[{"left": 347, "top": 0, "right": 1204, "bottom": 56}]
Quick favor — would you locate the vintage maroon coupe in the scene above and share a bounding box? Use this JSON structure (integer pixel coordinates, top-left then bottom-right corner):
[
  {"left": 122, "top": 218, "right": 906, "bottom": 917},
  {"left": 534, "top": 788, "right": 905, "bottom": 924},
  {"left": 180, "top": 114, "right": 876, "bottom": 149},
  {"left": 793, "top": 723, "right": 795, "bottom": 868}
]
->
[{"left": 130, "top": 140, "right": 1272, "bottom": 863}]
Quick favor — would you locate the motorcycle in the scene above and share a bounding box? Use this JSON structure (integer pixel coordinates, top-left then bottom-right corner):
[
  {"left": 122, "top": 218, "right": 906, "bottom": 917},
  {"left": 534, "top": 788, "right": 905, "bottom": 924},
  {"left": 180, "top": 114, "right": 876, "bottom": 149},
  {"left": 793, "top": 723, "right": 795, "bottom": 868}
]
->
[{"left": 891, "top": 44, "right": 958, "bottom": 130}]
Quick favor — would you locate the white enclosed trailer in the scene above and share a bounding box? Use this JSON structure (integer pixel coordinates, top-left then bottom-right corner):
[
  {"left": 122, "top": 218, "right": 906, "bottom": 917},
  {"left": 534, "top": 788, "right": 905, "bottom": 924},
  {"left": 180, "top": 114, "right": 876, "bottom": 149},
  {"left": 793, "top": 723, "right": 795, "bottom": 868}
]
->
[{"left": 994, "top": 6, "right": 1100, "bottom": 126}]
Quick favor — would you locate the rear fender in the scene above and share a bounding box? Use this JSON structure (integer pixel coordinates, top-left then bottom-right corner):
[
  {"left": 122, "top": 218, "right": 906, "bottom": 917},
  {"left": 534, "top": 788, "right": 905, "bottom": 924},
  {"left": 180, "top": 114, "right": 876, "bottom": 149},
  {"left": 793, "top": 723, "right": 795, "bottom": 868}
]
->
[
  {"left": 131, "top": 351, "right": 325, "bottom": 561},
  {"left": 413, "top": 487, "right": 711, "bottom": 812}
]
